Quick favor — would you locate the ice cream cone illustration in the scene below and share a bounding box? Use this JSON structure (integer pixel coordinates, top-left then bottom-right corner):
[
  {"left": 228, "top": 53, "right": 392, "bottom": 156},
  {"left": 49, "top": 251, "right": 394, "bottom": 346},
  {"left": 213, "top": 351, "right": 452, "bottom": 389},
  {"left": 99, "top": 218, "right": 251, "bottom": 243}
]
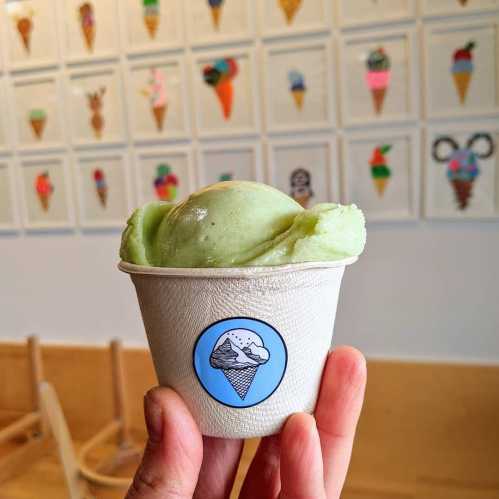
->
[
  {"left": 154, "top": 164, "right": 178, "bottom": 202},
  {"left": 93, "top": 168, "right": 108, "bottom": 208},
  {"left": 142, "top": 68, "right": 167, "bottom": 132},
  {"left": 29, "top": 109, "right": 47, "bottom": 140},
  {"left": 203, "top": 58, "right": 239, "bottom": 120},
  {"left": 219, "top": 173, "right": 233, "bottom": 181},
  {"left": 210, "top": 329, "right": 270, "bottom": 400},
  {"left": 35, "top": 171, "right": 54, "bottom": 212},
  {"left": 12, "top": 8, "right": 34, "bottom": 54},
  {"left": 278, "top": 0, "right": 303, "bottom": 25},
  {"left": 369, "top": 144, "right": 392, "bottom": 197},
  {"left": 365, "top": 47, "right": 391, "bottom": 115},
  {"left": 288, "top": 70, "right": 306, "bottom": 110},
  {"left": 290, "top": 168, "right": 313, "bottom": 208},
  {"left": 208, "top": 0, "right": 224, "bottom": 30},
  {"left": 143, "top": 0, "right": 160, "bottom": 39},
  {"left": 78, "top": 3, "right": 96, "bottom": 52},
  {"left": 86, "top": 87, "right": 106, "bottom": 139},
  {"left": 451, "top": 41, "right": 475, "bottom": 105},
  {"left": 458, "top": 0, "right": 469, "bottom": 5}
]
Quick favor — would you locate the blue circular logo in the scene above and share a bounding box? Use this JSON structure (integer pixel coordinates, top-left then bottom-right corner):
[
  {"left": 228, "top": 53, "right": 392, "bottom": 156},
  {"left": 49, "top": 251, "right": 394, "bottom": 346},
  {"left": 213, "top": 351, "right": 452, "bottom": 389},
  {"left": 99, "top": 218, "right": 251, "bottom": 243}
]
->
[{"left": 193, "top": 317, "right": 287, "bottom": 408}]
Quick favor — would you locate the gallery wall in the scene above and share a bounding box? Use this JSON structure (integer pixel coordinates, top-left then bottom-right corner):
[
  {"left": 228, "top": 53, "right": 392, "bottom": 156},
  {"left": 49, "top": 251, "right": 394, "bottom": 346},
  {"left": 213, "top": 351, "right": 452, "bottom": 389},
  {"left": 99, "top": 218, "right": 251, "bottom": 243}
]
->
[{"left": 0, "top": 0, "right": 498, "bottom": 361}]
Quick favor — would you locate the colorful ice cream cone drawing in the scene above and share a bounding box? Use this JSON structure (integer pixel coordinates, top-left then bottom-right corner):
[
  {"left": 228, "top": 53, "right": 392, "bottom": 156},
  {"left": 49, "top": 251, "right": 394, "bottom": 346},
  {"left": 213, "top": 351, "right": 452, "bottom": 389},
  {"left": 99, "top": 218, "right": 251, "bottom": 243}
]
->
[
  {"left": 278, "top": 0, "right": 303, "bottom": 25},
  {"left": 451, "top": 41, "right": 475, "bottom": 105},
  {"left": 288, "top": 70, "right": 306, "bottom": 110},
  {"left": 369, "top": 144, "right": 392, "bottom": 197},
  {"left": 365, "top": 47, "right": 391, "bottom": 115},
  {"left": 210, "top": 329, "right": 270, "bottom": 400},
  {"left": 432, "top": 133, "right": 495, "bottom": 210},
  {"left": 93, "top": 168, "right": 108, "bottom": 208},
  {"left": 28, "top": 109, "right": 47, "bottom": 140},
  {"left": 35, "top": 171, "right": 54, "bottom": 212},
  {"left": 11, "top": 8, "right": 34, "bottom": 54},
  {"left": 219, "top": 173, "right": 233, "bottom": 182},
  {"left": 154, "top": 164, "right": 178, "bottom": 202},
  {"left": 208, "top": 0, "right": 224, "bottom": 30},
  {"left": 142, "top": 68, "right": 167, "bottom": 132},
  {"left": 143, "top": 0, "right": 160, "bottom": 39},
  {"left": 203, "top": 58, "right": 239, "bottom": 120},
  {"left": 86, "top": 87, "right": 106, "bottom": 140},
  {"left": 290, "top": 168, "right": 313, "bottom": 208},
  {"left": 78, "top": 2, "right": 96, "bottom": 52}
]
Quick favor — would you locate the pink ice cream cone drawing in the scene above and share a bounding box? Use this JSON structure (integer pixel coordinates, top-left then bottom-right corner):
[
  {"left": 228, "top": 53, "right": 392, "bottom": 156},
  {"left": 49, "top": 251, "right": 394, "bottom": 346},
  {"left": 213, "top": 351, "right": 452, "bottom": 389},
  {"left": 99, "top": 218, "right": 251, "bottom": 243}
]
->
[
  {"left": 143, "top": 68, "right": 167, "bottom": 132},
  {"left": 365, "top": 47, "right": 391, "bottom": 115},
  {"left": 35, "top": 171, "right": 54, "bottom": 212}
]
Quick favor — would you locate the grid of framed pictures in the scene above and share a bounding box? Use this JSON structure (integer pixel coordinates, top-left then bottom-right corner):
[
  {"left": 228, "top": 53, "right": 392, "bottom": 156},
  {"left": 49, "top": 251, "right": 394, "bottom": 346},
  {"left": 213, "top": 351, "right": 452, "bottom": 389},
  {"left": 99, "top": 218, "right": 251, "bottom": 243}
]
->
[{"left": 0, "top": 0, "right": 498, "bottom": 233}]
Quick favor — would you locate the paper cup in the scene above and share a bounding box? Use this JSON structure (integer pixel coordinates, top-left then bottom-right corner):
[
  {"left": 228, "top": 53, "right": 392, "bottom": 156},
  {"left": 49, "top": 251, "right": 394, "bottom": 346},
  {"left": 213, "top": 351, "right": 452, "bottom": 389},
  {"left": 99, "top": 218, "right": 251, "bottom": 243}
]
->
[{"left": 119, "top": 257, "right": 357, "bottom": 438}]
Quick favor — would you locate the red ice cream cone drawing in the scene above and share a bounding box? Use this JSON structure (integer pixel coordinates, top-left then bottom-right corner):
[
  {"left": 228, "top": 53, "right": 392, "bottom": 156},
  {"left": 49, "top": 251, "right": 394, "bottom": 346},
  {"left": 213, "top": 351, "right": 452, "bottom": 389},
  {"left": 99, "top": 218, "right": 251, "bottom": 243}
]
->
[
  {"left": 203, "top": 58, "right": 239, "bottom": 120},
  {"left": 86, "top": 87, "right": 106, "bottom": 139},
  {"left": 278, "top": 0, "right": 303, "bottom": 25},
  {"left": 29, "top": 109, "right": 47, "bottom": 140},
  {"left": 12, "top": 8, "right": 34, "bottom": 54},
  {"left": 451, "top": 41, "right": 475, "bottom": 105},
  {"left": 78, "top": 2, "right": 96, "bottom": 52},
  {"left": 154, "top": 164, "right": 178, "bottom": 202},
  {"left": 35, "top": 171, "right": 54, "bottom": 212},
  {"left": 365, "top": 47, "right": 391, "bottom": 115},
  {"left": 369, "top": 144, "right": 392, "bottom": 196},
  {"left": 142, "top": 68, "right": 167, "bottom": 132},
  {"left": 93, "top": 168, "right": 108, "bottom": 208}
]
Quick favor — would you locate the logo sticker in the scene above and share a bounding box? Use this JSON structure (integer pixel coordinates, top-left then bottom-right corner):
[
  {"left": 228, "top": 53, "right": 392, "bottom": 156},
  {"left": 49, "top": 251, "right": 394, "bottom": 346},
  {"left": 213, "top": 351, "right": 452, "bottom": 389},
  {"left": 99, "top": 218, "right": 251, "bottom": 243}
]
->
[{"left": 193, "top": 317, "right": 287, "bottom": 408}]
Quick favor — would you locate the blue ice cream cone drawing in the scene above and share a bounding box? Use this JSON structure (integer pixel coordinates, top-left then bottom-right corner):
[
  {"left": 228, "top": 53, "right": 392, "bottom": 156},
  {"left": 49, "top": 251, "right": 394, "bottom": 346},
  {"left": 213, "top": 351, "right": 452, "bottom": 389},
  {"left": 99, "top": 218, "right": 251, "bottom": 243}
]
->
[
  {"left": 208, "top": 0, "right": 224, "bottom": 30},
  {"left": 288, "top": 70, "right": 306, "bottom": 110}
]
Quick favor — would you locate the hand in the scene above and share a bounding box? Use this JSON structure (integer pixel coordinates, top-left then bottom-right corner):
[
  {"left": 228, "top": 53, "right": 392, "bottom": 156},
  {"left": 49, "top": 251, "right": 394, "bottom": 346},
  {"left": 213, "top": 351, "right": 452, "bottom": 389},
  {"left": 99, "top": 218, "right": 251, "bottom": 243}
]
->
[{"left": 126, "top": 346, "right": 367, "bottom": 499}]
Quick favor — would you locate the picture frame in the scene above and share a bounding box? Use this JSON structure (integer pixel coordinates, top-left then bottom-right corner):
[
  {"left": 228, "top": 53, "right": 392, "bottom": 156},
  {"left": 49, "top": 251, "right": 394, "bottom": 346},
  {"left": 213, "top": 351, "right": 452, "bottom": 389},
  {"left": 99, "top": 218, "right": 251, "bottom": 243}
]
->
[
  {"left": 423, "top": 18, "right": 499, "bottom": 120},
  {"left": 120, "top": 0, "right": 184, "bottom": 55},
  {"left": 11, "top": 72, "right": 65, "bottom": 153},
  {"left": 425, "top": 121, "right": 499, "bottom": 220},
  {"left": 420, "top": 0, "right": 499, "bottom": 18},
  {"left": 342, "top": 128, "right": 421, "bottom": 222},
  {"left": 125, "top": 55, "right": 191, "bottom": 143},
  {"left": 197, "top": 141, "right": 263, "bottom": 188},
  {"left": 191, "top": 47, "right": 260, "bottom": 138},
  {"left": 336, "top": 0, "right": 416, "bottom": 28},
  {"left": 267, "top": 137, "right": 340, "bottom": 208},
  {"left": 134, "top": 146, "right": 195, "bottom": 205},
  {"left": 339, "top": 27, "right": 419, "bottom": 127},
  {"left": 0, "top": 79, "right": 10, "bottom": 154},
  {"left": 67, "top": 65, "right": 126, "bottom": 148},
  {"left": 18, "top": 155, "right": 75, "bottom": 230},
  {"left": 0, "top": 160, "right": 20, "bottom": 232},
  {"left": 73, "top": 151, "right": 133, "bottom": 229},
  {"left": 185, "top": 0, "right": 255, "bottom": 47},
  {"left": 263, "top": 40, "right": 335, "bottom": 134}
]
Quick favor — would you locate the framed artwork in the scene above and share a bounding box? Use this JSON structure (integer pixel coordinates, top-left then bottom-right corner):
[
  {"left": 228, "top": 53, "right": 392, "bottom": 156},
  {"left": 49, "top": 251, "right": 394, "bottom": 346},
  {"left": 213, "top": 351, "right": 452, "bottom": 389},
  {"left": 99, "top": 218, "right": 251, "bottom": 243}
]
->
[
  {"left": 424, "top": 19, "right": 499, "bottom": 119},
  {"left": 18, "top": 156, "right": 74, "bottom": 230},
  {"left": 342, "top": 129, "right": 420, "bottom": 222},
  {"left": 267, "top": 138, "right": 339, "bottom": 207},
  {"left": 197, "top": 142, "right": 262, "bottom": 187},
  {"left": 121, "top": 0, "right": 183, "bottom": 55},
  {"left": 263, "top": 40, "right": 334, "bottom": 133},
  {"left": 74, "top": 152, "right": 132, "bottom": 228},
  {"left": 258, "top": 0, "right": 330, "bottom": 39},
  {"left": 12, "top": 73, "right": 64, "bottom": 152},
  {"left": 67, "top": 66, "right": 125, "bottom": 147},
  {"left": 337, "top": 0, "right": 416, "bottom": 28},
  {"left": 340, "top": 28, "right": 418, "bottom": 126},
  {"left": 4, "top": 0, "right": 59, "bottom": 70},
  {"left": 0, "top": 161, "right": 19, "bottom": 232},
  {"left": 126, "top": 56, "right": 190, "bottom": 143},
  {"left": 62, "top": 0, "right": 119, "bottom": 63},
  {"left": 421, "top": 0, "right": 499, "bottom": 17},
  {"left": 134, "top": 147, "right": 195, "bottom": 205},
  {"left": 425, "top": 122, "right": 499, "bottom": 220},
  {"left": 192, "top": 48, "right": 260, "bottom": 138},
  {"left": 185, "top": 0, "right": 254, "bottom": 46}
]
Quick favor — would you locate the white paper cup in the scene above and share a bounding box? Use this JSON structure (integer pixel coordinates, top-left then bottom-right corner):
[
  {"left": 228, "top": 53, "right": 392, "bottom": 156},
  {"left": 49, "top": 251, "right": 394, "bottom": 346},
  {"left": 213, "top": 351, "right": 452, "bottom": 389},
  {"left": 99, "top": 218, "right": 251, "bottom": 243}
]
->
[{"left": 119, "top": 257, "right": 357, "bottom": 438}]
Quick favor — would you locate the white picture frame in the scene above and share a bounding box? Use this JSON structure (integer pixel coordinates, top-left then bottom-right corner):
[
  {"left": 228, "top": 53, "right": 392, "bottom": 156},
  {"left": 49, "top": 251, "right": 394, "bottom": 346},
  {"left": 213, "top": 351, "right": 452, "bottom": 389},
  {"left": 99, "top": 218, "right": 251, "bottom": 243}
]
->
[
  {"left": 67, "top": 65, "right": 126, "bottom": 148},
  {"left": 11, "top": 72, "right": 65, "bottom": 153},
  {"left": 185, "top": 0, "right": 255, "bottom": 47},
  {"left": 267, "top": 137, "right": 340, "bottom": 207},
  {"left": 420, "top": 0, "right": 499, "bottom": 17},
  {"left": 423, "top": 18, "right": 499, "bottom": 120},
  {"left": 191, "top": 47, "right": 260, "bottom": 138},
  {"left": 125, "top": 55, "right": 190, "bottom": 143},
  {"left": 73, "top": 151, "right": 133, "bottom": 229},
  {"left": 18, "top": 155, "right": 75, "bottom": 230},
  {"left": 339, "top": 27, "right": 419, "bottom": 127},
  {"left": 197, "top": 141, "right": 263, "bottom": 188},
  {"left": 120, "top": 0, "right": 184, "bottom": 55},
  {"left": 263, "top": 40, "right": 335, "bottom": 134},
  {"left": 337, "top": 0, "right": 416, "bottom": 28},
  {"left": 342, "top": 128, "right": 421, "bottom": 222},
  {"left": 425, "top": 121, "right": 499, "bottom": 220},
  {"left": 134, "top": 146, "right": 196, "bottom": 205},
  {"left": 0, "top": 160, "right": 20, "bottom": 232}
]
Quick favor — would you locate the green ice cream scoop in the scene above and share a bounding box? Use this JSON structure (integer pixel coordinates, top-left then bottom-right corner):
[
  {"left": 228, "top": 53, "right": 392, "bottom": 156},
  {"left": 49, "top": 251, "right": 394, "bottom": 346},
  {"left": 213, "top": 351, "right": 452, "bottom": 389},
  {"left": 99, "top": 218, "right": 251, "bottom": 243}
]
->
[{"left": 120, "top": 181, "right": 366, "bottom": 268}]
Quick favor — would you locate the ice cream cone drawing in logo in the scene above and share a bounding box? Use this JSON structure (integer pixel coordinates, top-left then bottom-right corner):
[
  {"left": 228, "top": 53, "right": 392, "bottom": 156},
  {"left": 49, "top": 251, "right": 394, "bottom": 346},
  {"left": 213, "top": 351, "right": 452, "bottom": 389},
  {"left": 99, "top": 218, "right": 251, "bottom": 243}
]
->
[
  {"left": 290, "top": 168, "right": 313, "bottom": 208},
  {"left": 365, "top": 47, "right": 391, "bottom": 115},
  {"left": 78, "top": 2, "right": 96, "bottom": 53},
  {"left": 210, "top": 329, "right": 270, "bottom": 400},
  {"left": 451, "top": 41, "right": 475, "bottom": 105},
  {"left": 86, "top": 87, "right": 106, "bottom": 140},
  {"left": 28, "top": 109, "right": 47, "bottom": 140},
  {"left": 208, "top": 0, "right": 225, "bottom": 30},
  {"left": 11, "top": 7, "right": 34, "bottom": 54},
  {"left": 288, "top": 70, "right": 306, "bottom": 111},
  {"left": 432, "top": 133, "right": 495, "bottom": 210},
  {"left": 203, "top": 58, "right": 239, "bottom": 120},
  {"left": 143, "top": 0, "right": 160, "bottom": 39},
  {"left": 154, "top": 164, "right": 178, "bottom": 202},
  {"left": 142, "top": 68, "right": 167, "bottom": 132},
  {"left": 278, "top": 0, "right": 302, "bottom": 25},
  {"left": 93, "top": 168, "right": 108, "bottom": 208},
  {"left": 369, "top": 144, "right": 392, "bottom": 197},
  {"left": 35, "top": 171, "right": 54, "bottom": 212}
]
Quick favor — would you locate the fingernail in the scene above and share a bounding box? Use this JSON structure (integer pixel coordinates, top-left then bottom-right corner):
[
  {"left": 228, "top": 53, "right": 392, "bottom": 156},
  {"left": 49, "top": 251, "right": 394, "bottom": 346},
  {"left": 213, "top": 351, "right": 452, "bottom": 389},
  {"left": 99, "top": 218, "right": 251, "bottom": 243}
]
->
[{"left": 144, "top": 391, "right": 163, "bottom": 443}]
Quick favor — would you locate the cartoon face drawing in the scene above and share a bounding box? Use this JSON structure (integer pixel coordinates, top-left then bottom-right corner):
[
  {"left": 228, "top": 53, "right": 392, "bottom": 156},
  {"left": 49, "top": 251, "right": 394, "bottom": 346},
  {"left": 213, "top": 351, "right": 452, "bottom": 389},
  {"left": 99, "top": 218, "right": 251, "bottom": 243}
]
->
[{"left": 290, "top": 168, "right": 313, "bottom": 208}]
